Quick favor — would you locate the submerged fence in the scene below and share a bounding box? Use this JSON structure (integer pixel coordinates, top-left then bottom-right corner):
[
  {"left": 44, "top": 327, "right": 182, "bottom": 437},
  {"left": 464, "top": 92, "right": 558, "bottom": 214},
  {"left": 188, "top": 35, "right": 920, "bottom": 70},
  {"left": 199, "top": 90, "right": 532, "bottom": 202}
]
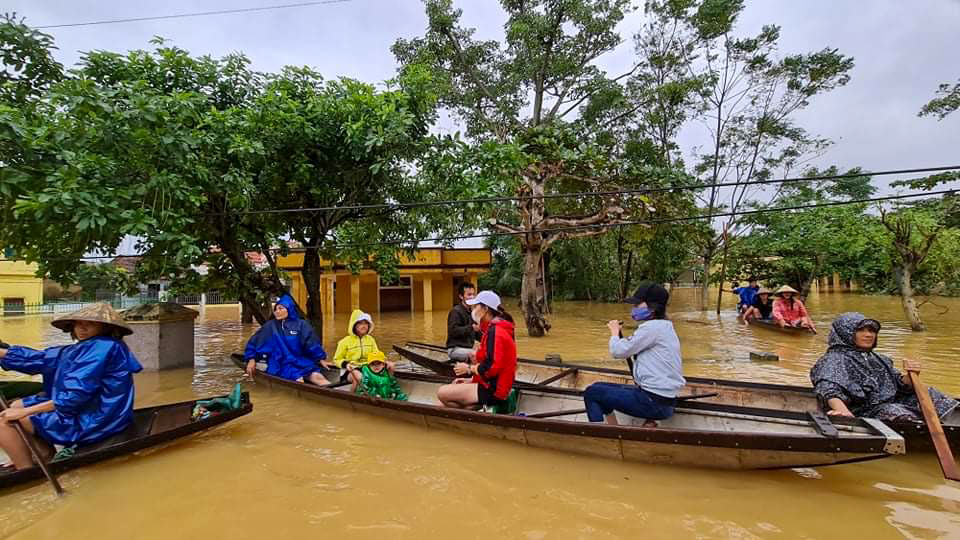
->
[{"left": 0, "top": 291, "right": 239, "bottom": 317}]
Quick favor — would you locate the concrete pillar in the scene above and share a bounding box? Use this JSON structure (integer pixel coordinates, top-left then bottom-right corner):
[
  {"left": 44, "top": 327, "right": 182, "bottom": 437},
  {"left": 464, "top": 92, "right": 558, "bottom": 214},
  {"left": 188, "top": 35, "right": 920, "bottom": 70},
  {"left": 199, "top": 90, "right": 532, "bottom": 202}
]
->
[
  {"left": 321, "top": 277, "right": 334, "bottom": 317},
  {"left": 350, "top": 275, "right": 360, "bottom": 311},
  {"left": 422, "top": 277, "right": 434, "bottom": 312},
  {"left": 200, "top": 292, "right": 207, "bottom": 306},
  {"left": 122, "top": 303, "right": 199, "bottom": 370}
]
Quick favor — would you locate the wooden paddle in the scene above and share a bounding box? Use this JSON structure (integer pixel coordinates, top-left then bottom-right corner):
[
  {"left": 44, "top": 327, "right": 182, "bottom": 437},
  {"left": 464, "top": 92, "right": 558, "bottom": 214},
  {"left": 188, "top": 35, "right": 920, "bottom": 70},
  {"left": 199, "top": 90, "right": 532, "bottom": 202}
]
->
[
  {"left": 0, "top": 394, "right": 64, "bottom": 496},
  {"left": 907, "top": 369, "right": 960, "bottom": 481}
]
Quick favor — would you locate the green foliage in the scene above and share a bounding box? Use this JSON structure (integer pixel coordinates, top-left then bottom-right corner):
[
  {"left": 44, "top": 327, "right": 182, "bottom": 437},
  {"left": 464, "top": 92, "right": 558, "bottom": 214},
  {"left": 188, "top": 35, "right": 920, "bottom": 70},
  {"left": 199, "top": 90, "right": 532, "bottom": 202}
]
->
[
  {"left": 919, "top": 79, "right": 960, "bottom": 120},
  {"left": 0, "top": 28, "right": 455, "bottom": 328},
  {"left": 0, "top": 13, "right": 62, "bottom": 106}
]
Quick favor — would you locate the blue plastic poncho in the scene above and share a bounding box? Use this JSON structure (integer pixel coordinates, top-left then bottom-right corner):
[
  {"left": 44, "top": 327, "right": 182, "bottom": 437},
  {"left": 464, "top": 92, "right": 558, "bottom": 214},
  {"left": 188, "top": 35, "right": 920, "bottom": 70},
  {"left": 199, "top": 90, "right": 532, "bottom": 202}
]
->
[
  {"left": 243, "top": 294, "right": 327, "bottom": 381},
  {"left": 1, "top": 336, "right": 143, "bottom": 446}
]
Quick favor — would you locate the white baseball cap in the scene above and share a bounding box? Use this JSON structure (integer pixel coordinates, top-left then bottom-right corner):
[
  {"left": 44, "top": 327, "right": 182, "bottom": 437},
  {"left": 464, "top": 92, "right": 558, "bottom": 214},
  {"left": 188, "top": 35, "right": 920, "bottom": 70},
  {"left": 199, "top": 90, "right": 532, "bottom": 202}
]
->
[{"left": 465, "top": 290, "right": 502, "bottom": 310}]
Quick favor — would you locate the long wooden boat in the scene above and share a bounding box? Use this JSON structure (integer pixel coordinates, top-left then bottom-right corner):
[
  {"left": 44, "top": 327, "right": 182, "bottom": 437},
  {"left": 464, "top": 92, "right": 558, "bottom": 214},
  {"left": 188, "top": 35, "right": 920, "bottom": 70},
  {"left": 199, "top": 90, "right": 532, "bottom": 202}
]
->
[
  {"left": 231, "top": 353, "right": 903, "bottom": 470},
  {"left": 0, "top": 391, "right": 253, "bottom": 490},
  {"left": 393, "top": 342, "right": 960, "bottom": 453},
  {"left": 743, "top": 316, "right": 817, "bottom": 335}
]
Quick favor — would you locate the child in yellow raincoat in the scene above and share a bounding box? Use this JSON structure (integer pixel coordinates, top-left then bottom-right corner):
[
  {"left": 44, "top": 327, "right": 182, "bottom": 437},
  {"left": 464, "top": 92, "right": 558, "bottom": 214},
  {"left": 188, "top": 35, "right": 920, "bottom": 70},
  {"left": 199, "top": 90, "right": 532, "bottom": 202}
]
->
[{"left": 333, "top": 310, "right": 393, "bottom": 392}]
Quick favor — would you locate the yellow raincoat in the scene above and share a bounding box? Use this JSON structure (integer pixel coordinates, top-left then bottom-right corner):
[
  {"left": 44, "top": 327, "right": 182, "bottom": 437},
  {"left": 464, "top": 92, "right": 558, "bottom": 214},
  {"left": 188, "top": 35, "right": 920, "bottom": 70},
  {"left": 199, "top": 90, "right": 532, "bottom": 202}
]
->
[{"left": 333, "top": 310, "right": 383, "bottom": 368}]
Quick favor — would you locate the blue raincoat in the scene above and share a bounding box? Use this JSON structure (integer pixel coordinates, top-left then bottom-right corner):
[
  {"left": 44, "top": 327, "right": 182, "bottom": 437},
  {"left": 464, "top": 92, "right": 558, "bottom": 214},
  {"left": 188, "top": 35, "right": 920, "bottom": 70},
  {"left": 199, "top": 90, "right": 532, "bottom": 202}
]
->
[
  {"left": 243, "top": 294, "right": 328, "bottom": 381},
  {"left": 1, "top": 336, "right": 143, "bottom": 446}
]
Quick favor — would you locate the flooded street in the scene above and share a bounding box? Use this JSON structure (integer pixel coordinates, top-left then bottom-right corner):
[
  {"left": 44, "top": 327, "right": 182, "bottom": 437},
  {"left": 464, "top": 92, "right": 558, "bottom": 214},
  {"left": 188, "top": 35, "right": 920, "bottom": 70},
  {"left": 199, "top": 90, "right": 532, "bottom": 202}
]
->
[{"left": 1, "top": 289, "right": 958, "bottom": 539}]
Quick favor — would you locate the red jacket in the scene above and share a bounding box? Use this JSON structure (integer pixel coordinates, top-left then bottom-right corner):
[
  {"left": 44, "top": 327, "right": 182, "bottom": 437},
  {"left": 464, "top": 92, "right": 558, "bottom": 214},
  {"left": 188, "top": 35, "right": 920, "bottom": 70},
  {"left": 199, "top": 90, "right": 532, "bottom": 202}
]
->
[{"left": 472, "top": 318, "right": 517, "bottom": 400}]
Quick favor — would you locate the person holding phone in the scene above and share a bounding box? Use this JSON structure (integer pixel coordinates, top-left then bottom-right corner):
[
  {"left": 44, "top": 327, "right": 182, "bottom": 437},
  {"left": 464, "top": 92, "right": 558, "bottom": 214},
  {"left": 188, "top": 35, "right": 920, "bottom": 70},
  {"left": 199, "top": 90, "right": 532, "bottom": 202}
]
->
[{"left": 583, "top": 282, "right": 685, "bottom": 426}]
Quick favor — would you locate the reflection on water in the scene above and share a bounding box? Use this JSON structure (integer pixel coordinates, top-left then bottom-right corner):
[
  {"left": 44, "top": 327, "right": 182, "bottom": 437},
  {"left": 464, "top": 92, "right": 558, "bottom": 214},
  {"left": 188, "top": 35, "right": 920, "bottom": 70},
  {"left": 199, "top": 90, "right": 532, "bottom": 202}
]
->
[{"left": 1, "top": 290, "right": 959, "bottom": 539}]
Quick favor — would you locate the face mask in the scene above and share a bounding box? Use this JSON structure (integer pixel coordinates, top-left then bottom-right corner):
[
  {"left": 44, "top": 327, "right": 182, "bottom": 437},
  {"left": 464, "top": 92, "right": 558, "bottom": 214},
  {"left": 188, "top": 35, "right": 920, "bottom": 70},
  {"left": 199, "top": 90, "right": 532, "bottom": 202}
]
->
[
  {"left": 631, "top": 306, "right": 652, "bottom": 321},
  {"left": 471, "top": 307, "right": 483, "bottom": 324}
]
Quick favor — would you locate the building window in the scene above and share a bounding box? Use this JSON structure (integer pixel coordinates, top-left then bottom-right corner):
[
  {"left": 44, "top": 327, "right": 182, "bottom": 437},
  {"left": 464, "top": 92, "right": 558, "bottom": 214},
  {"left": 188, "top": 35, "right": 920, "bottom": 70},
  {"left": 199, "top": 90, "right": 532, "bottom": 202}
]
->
[{"left": 3, "top": 298, "right": 25, "bottom": 315}]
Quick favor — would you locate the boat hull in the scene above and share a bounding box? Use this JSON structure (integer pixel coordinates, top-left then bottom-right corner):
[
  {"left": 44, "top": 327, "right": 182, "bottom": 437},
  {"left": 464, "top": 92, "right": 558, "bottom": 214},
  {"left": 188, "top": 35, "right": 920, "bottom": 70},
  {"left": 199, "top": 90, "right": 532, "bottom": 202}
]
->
[
  {"left": 393, "top": 342, "right": 960, "bottom": 454},
  {"left": 233, "top": 354, "right": 901, "bottom": 470},
  {"left": 0, "top": 392, "right": 253, "bottom": 491}
]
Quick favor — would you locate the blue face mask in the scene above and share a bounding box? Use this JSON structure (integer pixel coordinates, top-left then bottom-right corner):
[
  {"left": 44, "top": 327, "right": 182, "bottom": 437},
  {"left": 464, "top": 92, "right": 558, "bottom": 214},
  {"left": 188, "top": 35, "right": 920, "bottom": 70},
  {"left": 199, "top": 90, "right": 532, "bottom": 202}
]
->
[{"left": 631, "top": 306, "right": 652, "bottom": 321}]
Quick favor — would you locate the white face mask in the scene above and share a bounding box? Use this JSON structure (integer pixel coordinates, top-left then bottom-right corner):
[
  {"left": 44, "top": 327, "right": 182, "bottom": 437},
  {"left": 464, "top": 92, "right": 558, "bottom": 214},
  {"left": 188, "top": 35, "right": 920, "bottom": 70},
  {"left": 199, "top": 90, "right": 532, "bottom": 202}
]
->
[{"left": 471, "top": 306, "right": 483, "bottom": 324}]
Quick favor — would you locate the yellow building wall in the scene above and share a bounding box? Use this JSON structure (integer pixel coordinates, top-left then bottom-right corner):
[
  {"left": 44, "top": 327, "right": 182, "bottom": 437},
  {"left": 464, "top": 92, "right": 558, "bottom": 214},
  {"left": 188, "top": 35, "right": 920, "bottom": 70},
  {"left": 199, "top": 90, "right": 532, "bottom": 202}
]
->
[
  {"left": 275, "top": 249, "right": 490, "bottom": 314},
  {"left": 0, "top": 260, "right": 44, "bottom": 306}
]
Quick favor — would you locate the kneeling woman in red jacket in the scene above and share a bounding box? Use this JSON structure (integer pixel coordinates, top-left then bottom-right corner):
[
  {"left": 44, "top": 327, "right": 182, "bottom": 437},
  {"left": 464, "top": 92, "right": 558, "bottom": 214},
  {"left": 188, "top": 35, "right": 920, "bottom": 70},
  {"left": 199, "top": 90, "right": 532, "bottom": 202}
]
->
[{"left": 437, "top": 290, "right": 516, "bottom": 409}]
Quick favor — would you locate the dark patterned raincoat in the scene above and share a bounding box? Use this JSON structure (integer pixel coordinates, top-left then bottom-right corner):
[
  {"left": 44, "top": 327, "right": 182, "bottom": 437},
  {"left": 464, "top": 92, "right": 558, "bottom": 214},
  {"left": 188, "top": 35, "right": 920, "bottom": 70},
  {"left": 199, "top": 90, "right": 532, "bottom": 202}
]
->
[{"left": 810, "top": 312, "right": 958, "bottom": 421}]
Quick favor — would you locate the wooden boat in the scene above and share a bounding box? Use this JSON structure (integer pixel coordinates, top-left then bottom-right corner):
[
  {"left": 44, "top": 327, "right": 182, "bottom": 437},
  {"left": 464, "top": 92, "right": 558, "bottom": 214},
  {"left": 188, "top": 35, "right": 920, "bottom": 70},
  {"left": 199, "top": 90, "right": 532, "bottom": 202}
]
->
[
  {"left": 393, "top": 342, "right": 960, "bottom": 453},
  {"left": 0, "top": 391, "right": 253, "bottom": 490},
  {"left": 741, "top": 316, "right": 816, "bottom": 334},
  {"left": 231, "top": 353, "right": 903, "bottom": 470}
]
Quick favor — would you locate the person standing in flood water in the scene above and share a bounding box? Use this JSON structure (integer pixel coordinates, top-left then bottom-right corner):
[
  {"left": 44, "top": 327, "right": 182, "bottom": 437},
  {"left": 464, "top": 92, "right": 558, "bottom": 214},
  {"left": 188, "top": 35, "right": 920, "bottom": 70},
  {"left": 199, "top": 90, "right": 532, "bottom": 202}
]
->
[
  {"left": 810, "top": 312, "right": 959, "bottom": 421},
  {"left": 446, "top": 282, "right": 481, "bottom": 362},
  {"left": 0, "top": 304, "right": 143, "bottom": 470},
  {"left": 583, "top": 283, "right": 685, "bottom": 426}
]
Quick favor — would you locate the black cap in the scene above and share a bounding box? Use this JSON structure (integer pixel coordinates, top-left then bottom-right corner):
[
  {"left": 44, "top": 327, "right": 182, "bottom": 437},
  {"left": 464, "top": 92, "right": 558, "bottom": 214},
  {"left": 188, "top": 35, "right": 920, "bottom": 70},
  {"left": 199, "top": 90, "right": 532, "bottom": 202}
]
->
[{"left": 624, "top": 282, "right": 669, "bottom": 306}]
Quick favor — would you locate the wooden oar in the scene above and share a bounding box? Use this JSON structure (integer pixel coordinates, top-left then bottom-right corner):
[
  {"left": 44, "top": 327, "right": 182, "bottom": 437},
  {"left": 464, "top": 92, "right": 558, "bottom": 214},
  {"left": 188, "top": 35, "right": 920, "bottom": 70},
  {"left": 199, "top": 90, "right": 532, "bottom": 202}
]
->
[
  {"left": 0, "top": 394, "right": 64, "bottom": 496},
  {"left": 907, "top": 369, "right": 960, "bottom": 481}
]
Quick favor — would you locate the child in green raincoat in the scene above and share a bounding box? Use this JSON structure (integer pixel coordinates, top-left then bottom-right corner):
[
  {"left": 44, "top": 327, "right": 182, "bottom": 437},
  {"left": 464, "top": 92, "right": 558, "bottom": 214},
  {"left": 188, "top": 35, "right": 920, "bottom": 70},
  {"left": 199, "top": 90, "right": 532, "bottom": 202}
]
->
[{"left": 356, "top": 350, "right": 407, "bottom": 401}]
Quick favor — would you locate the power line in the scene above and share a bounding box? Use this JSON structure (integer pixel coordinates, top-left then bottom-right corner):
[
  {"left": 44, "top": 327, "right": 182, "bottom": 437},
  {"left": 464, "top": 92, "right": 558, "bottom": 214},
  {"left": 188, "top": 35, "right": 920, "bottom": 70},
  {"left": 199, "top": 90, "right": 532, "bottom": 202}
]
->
[
  {"left": 235, "top": 165, "right": 960, "bottom": 216},
  {"left": 331, "top": 187, "right": 958, "bottom": 248},
  {"left": 13, "top": 186, "right": 954, "bottom": 262},
  {"left": 35, "top": 0, "right": 352, "bottom": 30}
]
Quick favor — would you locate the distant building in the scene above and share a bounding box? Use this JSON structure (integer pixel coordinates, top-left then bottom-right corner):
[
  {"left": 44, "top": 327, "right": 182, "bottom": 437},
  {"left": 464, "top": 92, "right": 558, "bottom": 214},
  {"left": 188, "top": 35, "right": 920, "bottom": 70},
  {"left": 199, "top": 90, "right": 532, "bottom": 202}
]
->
[
  {"left": 0, "top": 251, "right": 44, "bottom": 314},
  {"left": 276, "top": 248, "right": 492, "bottom": 314}
]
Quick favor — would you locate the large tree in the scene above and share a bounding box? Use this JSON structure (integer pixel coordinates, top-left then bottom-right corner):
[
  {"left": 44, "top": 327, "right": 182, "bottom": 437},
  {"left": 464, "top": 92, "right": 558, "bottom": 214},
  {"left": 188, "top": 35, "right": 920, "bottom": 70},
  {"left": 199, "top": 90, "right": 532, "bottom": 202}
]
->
[
  {"left": 630, "top": 1, "right": 854, "bottom": 309},
  {"left": 394, "top": 0, "right": 658, "bottom": 336},
  {"left": 0, "top": 27, "right": 458, "bottom": 337}
]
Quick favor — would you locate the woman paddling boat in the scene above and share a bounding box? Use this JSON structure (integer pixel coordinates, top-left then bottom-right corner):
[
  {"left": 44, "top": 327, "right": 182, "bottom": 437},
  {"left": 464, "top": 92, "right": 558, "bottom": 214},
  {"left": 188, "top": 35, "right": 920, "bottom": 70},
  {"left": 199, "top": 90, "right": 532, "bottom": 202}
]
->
[
  {"left": 584, "top": 282, "right": 684, "bottom": 427},
  {"left": 772, "top": 285, "right": 815, "bottom": 332},
  {"left": 0, "top": 304, "right": 143, "bottom": 470},
  {"left": 810, "top": 312, "right": 959, "bottom": 423}
]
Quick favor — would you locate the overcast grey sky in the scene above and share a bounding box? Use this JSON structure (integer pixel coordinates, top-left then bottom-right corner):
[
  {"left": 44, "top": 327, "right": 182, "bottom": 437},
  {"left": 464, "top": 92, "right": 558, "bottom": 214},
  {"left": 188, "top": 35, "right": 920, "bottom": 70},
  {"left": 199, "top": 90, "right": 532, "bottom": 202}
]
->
[{"left": 8, "top": 1, "right": 960, "bottom": 191}]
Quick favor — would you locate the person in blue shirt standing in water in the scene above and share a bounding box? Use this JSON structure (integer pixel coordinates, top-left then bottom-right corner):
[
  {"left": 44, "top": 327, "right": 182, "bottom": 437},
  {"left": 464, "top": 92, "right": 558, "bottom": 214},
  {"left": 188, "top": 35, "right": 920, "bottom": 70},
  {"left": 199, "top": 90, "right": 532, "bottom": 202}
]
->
[
  {"left": 724, "top": 278, "right": 759, "bottom": 313},
  {"left": 244, "top": 294, "right": 332, "bottom": 385},
  {"left": 0, "top": 303, "right": 143, "bottom": 470}
]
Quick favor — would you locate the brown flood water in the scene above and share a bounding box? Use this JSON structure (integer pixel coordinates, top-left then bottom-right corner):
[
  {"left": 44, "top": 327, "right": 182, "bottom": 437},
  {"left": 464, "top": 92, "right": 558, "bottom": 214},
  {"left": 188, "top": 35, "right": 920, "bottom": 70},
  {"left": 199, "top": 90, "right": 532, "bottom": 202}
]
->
[{"left": 1, "top": 289, "right": 959, "bottom": 539}]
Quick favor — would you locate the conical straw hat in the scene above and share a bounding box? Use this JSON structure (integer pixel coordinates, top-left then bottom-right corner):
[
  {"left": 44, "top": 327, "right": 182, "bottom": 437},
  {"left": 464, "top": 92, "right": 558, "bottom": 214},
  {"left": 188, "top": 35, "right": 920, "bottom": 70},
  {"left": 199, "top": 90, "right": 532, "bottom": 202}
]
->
[
  {"left": 757, "top": 287, "right": 773, "bottom": 295},
  {"left": 51, "top": 303, "right": 133, "bottom": 336},
  {"left": 774, "top": 285, "right": 799, "bottom": 296}
]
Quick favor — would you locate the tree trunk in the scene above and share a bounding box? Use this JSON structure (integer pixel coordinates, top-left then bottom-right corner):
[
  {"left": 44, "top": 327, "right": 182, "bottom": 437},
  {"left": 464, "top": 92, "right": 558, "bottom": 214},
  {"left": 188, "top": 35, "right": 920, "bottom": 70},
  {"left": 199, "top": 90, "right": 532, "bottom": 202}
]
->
[
  {"left": 699, "top": 250, "right": 713, "bottom": 310},
  {"left": 240, "top": 295, "right": 270, "bottom": 325},
  {"left": 301, "top": 248, "right": 325, "bottom": 340},
  {"left": 715, "top": 229, "right": 729, "bottom": 315},
  {"left": 622, "top": 249, "right": 634, "bottom": 300},
  {"left": 799, "top": 255, "right": 824, "bottom": 300},
  {"left": 520, "top": 245, "right": 551, "bottom": 337},
  {"left": 541, "top": 250, "right": 552, "bottom": 314},
  {"left": 896, "top": 263, "right": 926, "bottom": 331}
]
